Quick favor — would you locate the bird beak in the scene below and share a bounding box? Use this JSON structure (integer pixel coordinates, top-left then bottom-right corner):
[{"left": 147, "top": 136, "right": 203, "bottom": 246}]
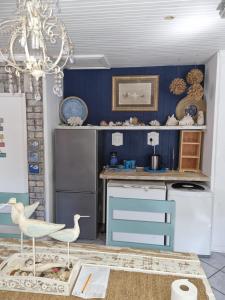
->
[{"left": 80, "top": 216, "right": 90, "bottom": 218}]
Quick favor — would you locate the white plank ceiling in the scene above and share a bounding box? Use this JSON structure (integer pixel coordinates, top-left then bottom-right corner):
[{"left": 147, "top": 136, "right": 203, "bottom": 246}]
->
[{"left": 0, "top": 0, "right": 224, "bottom": 67}]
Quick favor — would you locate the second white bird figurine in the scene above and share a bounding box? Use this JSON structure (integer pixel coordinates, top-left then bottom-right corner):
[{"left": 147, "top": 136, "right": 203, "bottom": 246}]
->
[
  {"left": 49, "top": 214, "right": 81, "bottom": 268},
  {"left": 9, "top": 198, "right": 40, "bottom": 253},
  {"left": 13, "top": 202, "right": 65, "bottom": 276}
]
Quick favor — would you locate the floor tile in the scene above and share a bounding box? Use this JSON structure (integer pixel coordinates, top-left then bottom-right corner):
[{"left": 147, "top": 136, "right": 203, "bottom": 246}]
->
[
  {"left": 200, "top": 252, "right": 225, "bottom": 269},
  {"left": 212, "top": 288, "right": 225, "bottom": 300},
  {"left": 200, "top": 261, "right": 218, "bottom": 278},
  {"left": 209, "top": 271, "right": 225, "bottom": 294}
]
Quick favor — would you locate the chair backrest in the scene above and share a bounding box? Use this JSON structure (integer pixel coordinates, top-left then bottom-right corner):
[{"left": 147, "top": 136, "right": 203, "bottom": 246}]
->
[{"left": 107, "top": 196, "right": 176, "bottom": 251}]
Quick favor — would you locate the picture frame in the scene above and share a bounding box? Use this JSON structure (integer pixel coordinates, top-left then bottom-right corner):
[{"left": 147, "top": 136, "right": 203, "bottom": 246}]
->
[
  {"left": 28, "top": 140, "right": 39, "bottom": 151},
  {"left": 112, "top": 75, "right": 159, "bottom": 111},
  {"left": 28, "top": 151, "right": 39, "bottom": 163},
  {"left": 29, "top": 163, "right": 40, "bottom": 174}
]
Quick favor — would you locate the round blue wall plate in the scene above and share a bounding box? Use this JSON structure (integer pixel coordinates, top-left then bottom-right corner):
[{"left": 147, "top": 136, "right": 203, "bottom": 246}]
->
[{"left": 59, "top": 96, "right": 88, "bottom": 124}]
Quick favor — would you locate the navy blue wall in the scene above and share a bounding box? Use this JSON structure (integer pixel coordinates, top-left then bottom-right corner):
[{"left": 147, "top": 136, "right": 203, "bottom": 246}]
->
[{"left": 64, "top": 65, "right": 204, "bottom": 168}]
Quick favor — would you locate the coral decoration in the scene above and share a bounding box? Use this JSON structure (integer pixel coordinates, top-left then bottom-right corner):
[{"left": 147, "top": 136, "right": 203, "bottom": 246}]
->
[
  {"left": 169, "top": 78, "right": 187, "bottom": 95},
  {"left": 179, "top": 114, "right": 195, "bottom": 126},
  {"left": 187, "top": 83, "right": 204, "bottom": 100},
  {"left": 186, "top": 69, "right": 204, "bottom": 85}
]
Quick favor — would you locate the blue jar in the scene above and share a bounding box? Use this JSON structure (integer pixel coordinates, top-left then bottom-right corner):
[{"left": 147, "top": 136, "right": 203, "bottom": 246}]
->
[{"left": 110, "top": 152, "right": 118, "bottom": 166}]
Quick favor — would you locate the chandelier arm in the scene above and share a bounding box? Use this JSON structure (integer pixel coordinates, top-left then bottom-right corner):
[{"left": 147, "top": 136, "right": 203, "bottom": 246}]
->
[
  {"left": 0, "top": 19, "right": 19, "bottom": 28},
  {"left": 0, "top": 52, "right": 26, "bottom": 75},
  {"left": 58, "top": 53, "right": 69, "bottom": 69},
  {"left": 47, "top": 49, "right": 70, "bottom": 73},
  {"left": 0, "top": 21, "right": 20, "bottom": 36},
  {"left": 42, "top": 16, "right": 62, "bottom": 42},
  {"left": 23, "top": 34, "right": 32, "bottom": 64},
  {"left": 45, "top": 28, "right": 66, "bottom": 72},
  {"left": 9, "top": 29, "right": 25, "bottom": 73}
]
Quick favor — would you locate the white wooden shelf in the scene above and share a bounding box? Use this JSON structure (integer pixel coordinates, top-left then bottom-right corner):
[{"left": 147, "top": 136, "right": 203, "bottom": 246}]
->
[{"left": 57, "top": 125, "right": 207, "bottom": 131}]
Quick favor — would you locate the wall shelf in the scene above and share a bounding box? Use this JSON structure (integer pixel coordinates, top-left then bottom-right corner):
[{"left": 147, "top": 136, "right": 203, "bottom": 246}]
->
[
  {"left": 179, "top": 130, "right": 203, "bottom": 172},
  {"left": 57, "top": 125, "right": 207, "bottom": 131}
]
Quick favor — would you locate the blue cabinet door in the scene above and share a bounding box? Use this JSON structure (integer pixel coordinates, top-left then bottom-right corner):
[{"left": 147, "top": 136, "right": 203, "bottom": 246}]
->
[{"left": 107, "top": 196, "right": 175, "bottom": 251}]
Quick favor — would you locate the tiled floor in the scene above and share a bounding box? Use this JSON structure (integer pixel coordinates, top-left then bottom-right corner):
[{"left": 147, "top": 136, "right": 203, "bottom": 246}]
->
[{"left": 200, "top": 252, "right": 225, "bottom": 299}]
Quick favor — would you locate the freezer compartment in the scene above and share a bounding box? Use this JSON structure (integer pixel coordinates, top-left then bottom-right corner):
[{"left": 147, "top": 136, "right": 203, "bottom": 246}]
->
[
  {"left": 55, "top": 129, "right": 98, "bottom": 193},
  {"left": 55, "top": 192, "right": 97, "bottom": 239}
]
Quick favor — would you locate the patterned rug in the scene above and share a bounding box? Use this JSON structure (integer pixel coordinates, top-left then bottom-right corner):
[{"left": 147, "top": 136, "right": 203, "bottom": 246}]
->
[{"left": 0, "top": 238, "right": 214, "bottom": 299}]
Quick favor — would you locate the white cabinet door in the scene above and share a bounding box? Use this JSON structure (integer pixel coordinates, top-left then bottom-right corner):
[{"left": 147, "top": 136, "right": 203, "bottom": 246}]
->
[{"left": 168, "top": 191, "right": 212, "bottom": 255}]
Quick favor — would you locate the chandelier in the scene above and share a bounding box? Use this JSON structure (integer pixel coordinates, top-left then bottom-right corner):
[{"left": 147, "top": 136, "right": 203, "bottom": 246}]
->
[{"left": 0, "top": 0, "right": 74, "bottom": 99}]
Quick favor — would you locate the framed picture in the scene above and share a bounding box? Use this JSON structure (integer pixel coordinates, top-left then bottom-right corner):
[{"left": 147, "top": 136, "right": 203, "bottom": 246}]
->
[
  {"left": 112, "top": 75, "right": 159, "bottom": 111},
  {"left": 29, "top": 163, "right": 40, "bottom": 174},
  {"left": 28, "top": 140, "right": 39, "bottom": 151},
  {"left": 28, "top": 152, "right": 39, "bottom": 163}
]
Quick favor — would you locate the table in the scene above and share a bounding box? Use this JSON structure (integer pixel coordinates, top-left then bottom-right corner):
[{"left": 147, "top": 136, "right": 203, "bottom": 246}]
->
[{"left": 0, "top": 238, "right": 215, "bottom": 299}]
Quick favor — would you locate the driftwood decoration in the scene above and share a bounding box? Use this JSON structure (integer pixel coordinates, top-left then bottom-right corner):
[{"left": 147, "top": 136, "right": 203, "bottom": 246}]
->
[{"left": 176, "top": 95, "right": 206, "bottom": 121}]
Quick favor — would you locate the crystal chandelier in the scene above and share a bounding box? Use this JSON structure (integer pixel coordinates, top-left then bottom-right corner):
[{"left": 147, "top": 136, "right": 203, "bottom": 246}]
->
[{"left": 0, "top": 0, "right": 74, "bottom": 99}]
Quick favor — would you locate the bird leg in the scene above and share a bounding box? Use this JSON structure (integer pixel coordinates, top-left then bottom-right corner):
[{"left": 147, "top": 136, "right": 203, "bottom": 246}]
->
[
  {"left": 67, "top": 242, "right": 70, "bottom": 269},
  {"left": 32, "top": 237, "right": 36, "bottom": 277},
  {"left": 20, "top": 232, "right": 23, "bottom": 253}
]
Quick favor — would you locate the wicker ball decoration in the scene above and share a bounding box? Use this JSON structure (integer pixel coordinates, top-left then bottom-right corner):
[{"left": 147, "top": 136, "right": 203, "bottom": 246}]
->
[
  {"left": 187, "top": 83, "right": 204, "bottom": 100},
  {"left": 186, "top": 69, "right": 204, "bottom": 85},
  {"left": 169, "top": 78, "right": 187, "bottom": 95}
]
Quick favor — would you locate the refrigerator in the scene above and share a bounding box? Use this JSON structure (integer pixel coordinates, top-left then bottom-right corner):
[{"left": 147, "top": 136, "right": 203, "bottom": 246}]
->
[{"left": 54, "top": 129, "right": 102, "bottom": 239}]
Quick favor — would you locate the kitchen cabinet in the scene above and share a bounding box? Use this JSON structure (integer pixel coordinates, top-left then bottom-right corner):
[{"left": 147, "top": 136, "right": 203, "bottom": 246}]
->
[{"left": 106, "top": 180, "right": 175, "bottom": 250}]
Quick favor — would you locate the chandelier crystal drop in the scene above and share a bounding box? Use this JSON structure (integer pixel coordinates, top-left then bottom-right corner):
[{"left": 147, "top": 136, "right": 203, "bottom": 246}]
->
[{"left": 0, "top": 0, "right": 74, "bottom": 99}]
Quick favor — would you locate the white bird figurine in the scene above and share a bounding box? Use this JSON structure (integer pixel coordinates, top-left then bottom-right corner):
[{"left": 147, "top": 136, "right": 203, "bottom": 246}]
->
[
  {"left": 49, "top": 214, "right": 89, "bottom": 268},
  {"left": 13, "top": 202, "right": 65, "bottom": 276},
  {"left": 9, "top": 198, "right": 40, "bottom": 252}
]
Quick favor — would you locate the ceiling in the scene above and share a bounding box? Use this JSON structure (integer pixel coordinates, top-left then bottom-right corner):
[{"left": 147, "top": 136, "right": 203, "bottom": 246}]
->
[{"left": 0, "top": 0, "right": 225, "bottom": 68}]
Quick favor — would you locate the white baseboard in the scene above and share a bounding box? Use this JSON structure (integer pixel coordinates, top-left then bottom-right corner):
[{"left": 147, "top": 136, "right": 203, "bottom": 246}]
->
[{"left": 211, "top": 245, "right": 225, "bottom": 253}]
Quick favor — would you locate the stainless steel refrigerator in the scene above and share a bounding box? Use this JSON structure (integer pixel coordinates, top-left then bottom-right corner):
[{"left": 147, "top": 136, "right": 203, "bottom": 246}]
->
[{"left": 54, "top": 129, "right": 102, "bottom": 239}]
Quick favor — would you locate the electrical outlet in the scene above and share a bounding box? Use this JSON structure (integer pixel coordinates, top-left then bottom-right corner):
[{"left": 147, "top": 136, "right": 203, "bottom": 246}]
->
[
  {"left": 112, "top": 132, "right": 123, "bottom": 146},
  {"left": 147, "top": 132, "right": 159, "bottom": 146}
]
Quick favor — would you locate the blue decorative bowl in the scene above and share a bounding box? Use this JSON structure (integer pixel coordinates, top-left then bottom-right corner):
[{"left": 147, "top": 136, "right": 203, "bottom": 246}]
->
[{"left": 59, "top": 96, "right": 88, "bottom": 124}]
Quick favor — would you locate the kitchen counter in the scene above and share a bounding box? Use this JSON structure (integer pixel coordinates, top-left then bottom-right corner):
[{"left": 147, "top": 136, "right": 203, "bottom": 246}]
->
[{"left": 99, "top": 169, "right": 209, "bottom": 182}]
